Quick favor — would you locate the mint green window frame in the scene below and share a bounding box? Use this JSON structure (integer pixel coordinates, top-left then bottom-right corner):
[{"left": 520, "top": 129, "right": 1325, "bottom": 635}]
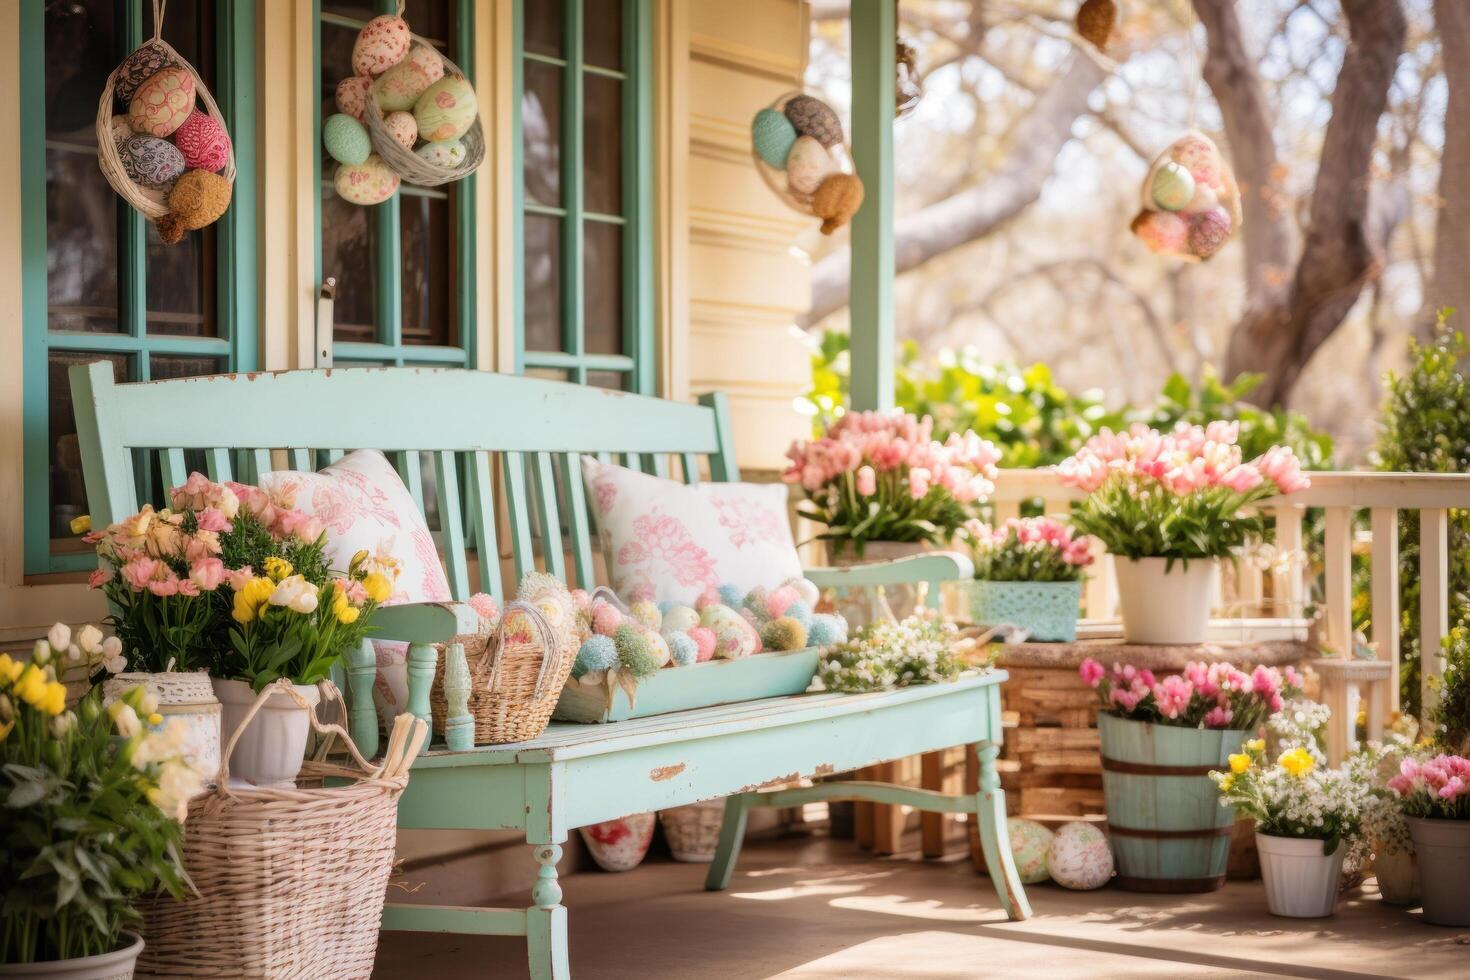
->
[
  {"left": 20, "top": 0, "right": 258, "bottom": 574},
  {"left": 513, "top": 0, "right": 654, "bottom": 394},
  {"left": 314, "top": 0, "right": 477, "bottom": 369}
]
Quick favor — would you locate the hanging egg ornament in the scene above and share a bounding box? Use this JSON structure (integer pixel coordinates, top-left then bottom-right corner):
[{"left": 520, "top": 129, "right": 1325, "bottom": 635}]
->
[
  {"left": 1187, "top": 207, "right": 1234, "bottom": 260},
  {"left": 895, "top": 38, "right": 923, "bottom": 118},
  {"left": 157, "top": 170, "right": 232, "bottom": 245},
  {"left": 1149, "top": 161, "right": 1195, "bottom": 212},
  {"left": 336, "top": 76, "right": 374, "bottom": 121},
  {"left": 1133, "top": 131, "right": 1242, "bottom": 260},
  {"left": 1131, "top": 210, "right": 1189, "bottom": 255},
  {"left": 752, "top": 92, "right": 859, "bottom": 234},
  {"left": 751, "top": 108, "right": 798, "bottom": 169},
  {"left": 323, "top": 113, "right": 372, "bottom": 166},
  {"left": 383, "top": 110, "right": 419, "bottom": 150},
  {"left": 785, "top": 136, "right": 836, "bottom": 196},
  {"left": 120, "top": 135, "right": 185, "bottom": 188},
  {"left": 415, "top": 138, "right": 467, "bottom": 169},
  {"left": 352, "top": 14, "right": 411, "bottom": 77},
  {"left": 1076, "top": 0, "right": 1120, "bottom": 51},
  {"left": 374, "top": 45, "right": 441, "bottom": 113},
  {"left": 127, "top": 66, "right": 194, "bottom": 137},
  {"left": 414, "top": 75, "right": 478, "bottom": 142},
  {"left": 813, "top": 173, "right": 865, "bottom": 235},
  {"left": 334, "top": 153, "right": 400, "bottom": 206},
  {"left": 113, "top": 42, "right": 179, "bottom": 104},
  {"left": 784, "top": 94, "right": 843, "bottom": 148},
  {"left": 172, "top": 110, "right": 232, "bottom": 173}
]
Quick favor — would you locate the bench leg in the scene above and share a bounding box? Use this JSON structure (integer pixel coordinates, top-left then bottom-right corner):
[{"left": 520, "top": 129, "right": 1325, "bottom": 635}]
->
[
  {"left": 973, "top": 741, "right": 1032, "bottom": 921},
  {"left": 704, "top": 793, "right": 752, "bottom": 891},
  {"left": 528, "top": 843, "right": 570, "bottom": 980}
]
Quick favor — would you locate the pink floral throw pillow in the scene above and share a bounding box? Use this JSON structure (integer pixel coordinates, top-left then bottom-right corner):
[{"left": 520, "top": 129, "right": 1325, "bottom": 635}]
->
[
  {"left": 581, "top": 457, "right": 803, "bottom": 605},
  {"left": 258, "top": 450, "right": 451, "bottom": 728}
]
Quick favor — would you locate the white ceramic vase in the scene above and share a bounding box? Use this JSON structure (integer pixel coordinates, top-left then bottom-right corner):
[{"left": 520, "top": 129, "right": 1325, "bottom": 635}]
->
[
  {"left": 212, "top": 678, "right": 320, "bottom": 787},
  {"left": 1256, "top": 832, "right": 1346, "bottom": 918},
  {"left": 1113, "top": 556, "right": 1217, "bottom": 645},
  {"left": 0, "top": 932, "right": 143, "bottom": 979}
]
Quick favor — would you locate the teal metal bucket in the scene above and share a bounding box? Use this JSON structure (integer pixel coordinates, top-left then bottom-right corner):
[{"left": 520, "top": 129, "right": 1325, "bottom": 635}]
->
[
  {"left": 1098, "top": 714, "right": 1247, "bottom": 893},
  {"left": 968, "top": 579, "right": 1082, "bottom": 642}
]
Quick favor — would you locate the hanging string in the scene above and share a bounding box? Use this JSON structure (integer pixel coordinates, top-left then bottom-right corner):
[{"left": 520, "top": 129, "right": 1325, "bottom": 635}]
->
[
  {"left": 151, "top": 0, "right": 167, "bottom": 42},
  {"left": 1184, "top": 0, "right": 1203, "bottom": 132}
]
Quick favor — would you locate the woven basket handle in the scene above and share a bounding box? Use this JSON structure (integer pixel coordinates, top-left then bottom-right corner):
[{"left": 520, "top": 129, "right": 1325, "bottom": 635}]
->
[
  {"left": 217, "top": 679, "right": 381, "bottom": 796},
  {"left": 482, "top": 601, "right": 560, "bottom": 700}
]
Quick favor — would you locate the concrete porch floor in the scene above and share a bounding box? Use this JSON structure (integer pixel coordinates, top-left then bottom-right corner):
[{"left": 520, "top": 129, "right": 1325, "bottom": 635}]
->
[{"left": 374, "top": 832, "right": 1470, "bottom": 979}]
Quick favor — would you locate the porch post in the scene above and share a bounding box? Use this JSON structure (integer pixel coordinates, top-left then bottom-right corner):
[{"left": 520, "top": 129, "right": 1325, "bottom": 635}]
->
[{"left": 849, "top": 0, "right": 896, "bottom": 411}]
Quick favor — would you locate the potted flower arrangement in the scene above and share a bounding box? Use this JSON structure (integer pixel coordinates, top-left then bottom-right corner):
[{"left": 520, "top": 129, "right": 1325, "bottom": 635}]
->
[
  {"left": 1080, "top": 656, "right": 1300, "bottom": 892},
  {"left": 1349, "top": 720, "right": 1421, "bottom": 906},
  {"left": 1057, "top": 421, "right": 1310, "bottom": 644},
  {"left": 1387, "top": 754, "right": 1470, "bottom": 926},
  {"left": 1213, "top": 738, "right": 1368, "bottom": 918},
  {"left": 962, "top": 517, "right": 1093, "bottom": 642},
  {"left": 0, "top": 644, "right": 199, "bottom": 976}
]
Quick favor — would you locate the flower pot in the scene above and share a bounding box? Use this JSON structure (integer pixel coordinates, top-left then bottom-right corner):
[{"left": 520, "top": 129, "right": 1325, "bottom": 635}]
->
[
  {"left": 1113, "top": 557, "right": 1217, "bottom": 645},
  {"left": 658, "top": 800, "right": 727, "bottom": 863},
  {"left": 579, "top": 812, "right": 656, "bottom": 872},
  {"left": 1098, "top": 714, "right": 1246, "bottom": 892},
  {"left": 829, "top": 539, "right": 931, "bottom": 624},
  {"left": 0, "top": 932, "right": 143, "bottom": 979},
  {"left": 101, "top": 671, "right": 220, "bottom": 781},
  {"left": 1407, "top": 817, "right": 1470, "bottom": 926},
  {"left": 969, "top": 579, "right": 1082, "bottom": 642},
  {"left": 1372, "top": 845, "right": 1419, "bottom": 907},
  {"left": 212, "top": 678, "right": 320, "bottom": 787},
  {"left": 1255, "top": 833, "right": 1346, "bottom": 917}
]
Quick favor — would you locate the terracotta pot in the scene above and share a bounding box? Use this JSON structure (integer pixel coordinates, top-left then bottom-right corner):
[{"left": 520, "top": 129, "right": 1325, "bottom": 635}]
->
[
  {"left": 1372, "top": 845, "right": 1419, "bottom": 906},
  {"left": 579, "top": 812, "right": 656, "bottom": 872},
  {"left": 1113, "top": 557, "right": 1217, "bottom": 645},
  {"left": 1256, "top": 833, "right": 1345, "bottom": 918},
  {"left": 212, "top": 678, "right": 320, "bottom": 787},
  {"left": 0, "top": 932, "right": 143, "bottom": 978},
  {"left": 1407, "top": 816, "right": 1470, "bottom": 926}
]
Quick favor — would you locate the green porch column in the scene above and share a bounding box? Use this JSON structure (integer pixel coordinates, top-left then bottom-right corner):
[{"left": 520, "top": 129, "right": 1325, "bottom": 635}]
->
[{"left": 848, "top": 0, "right": 896, "bottom": 411}]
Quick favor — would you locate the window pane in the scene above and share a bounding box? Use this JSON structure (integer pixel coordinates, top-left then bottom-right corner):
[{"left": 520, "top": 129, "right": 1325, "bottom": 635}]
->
[
  {"left": 162, "top": 0, "right": 216, "bottom": 90},
  {"left": 584, "top": 221, "right": 622, "bottom": 356},
  {"left": 524, "top": 214, "right": 562, "bottom": 352},
  {"left": 147, "top": 222, "right": 215, "bottom": 336},
  {"left": 588, "top": 371, "right": 625, "bottom": 391},
  {"left": 322, "top": 1, "right": 379, "bottom": 20},
  {"left": 150, "top": 354, "right": 226, "bottom": 380},
  {"left": 404, "top": 0, "right": 450, "bottom": 45},
  {"left": 523, "top": 62, "right": 562, "bottom": 206},
  {"left": 583, "top": 74, "right": 622, "bottom": 214},
  {"left": 584, "top": 0, "right": 623, "bottom": 71},
  {"left": 321, "top": 21, "right": 357, "bottom": 121},
  {"left": 525, "top": 0, "right": 564, "bottom": 59},
  {"left": 401, "top": 191, "right": 453, "bottom": 347},
  {"left": 323, "top": 189, "right": 378, "bottom": 342},
  {"left": 48, "top": 352, "right": 131, "bottom": 546}
]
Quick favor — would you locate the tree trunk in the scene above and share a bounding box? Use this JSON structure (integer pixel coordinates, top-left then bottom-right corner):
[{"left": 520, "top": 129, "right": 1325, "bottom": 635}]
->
[{"left": 1424, "top": 0, "right": 1470, "bottom": 336}]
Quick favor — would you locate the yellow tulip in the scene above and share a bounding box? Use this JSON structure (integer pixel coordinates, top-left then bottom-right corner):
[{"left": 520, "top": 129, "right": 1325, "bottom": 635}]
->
[
  {"left": 69, "top": 514, "right": 92, "bottom": 534},
  {"left": 362, "top": 572, "right": 392, "bottom": 605},
  {"left": 15, "top": 665, "right": 48, "bottom": 707},
  {"left": 0, "top": 654, "right": 23, "bottom": 686},
  {"left": 331, "top": 589, "right": 361, "bottom": 625},
  {"left": 39, "top": 682, "right": 67, "bottom": 717},
  {"left": 1246, "top": 738, "right": 1265, "bottom": 754},
  {"left": 1278, "top": 747, "right": 1316, "bottom": 778},
  {"left": 1228, "top": 753, "right": 1251, "bottom": 774},
  {"left": 263, "top": 556, "right": 293, "bottom": 582}
]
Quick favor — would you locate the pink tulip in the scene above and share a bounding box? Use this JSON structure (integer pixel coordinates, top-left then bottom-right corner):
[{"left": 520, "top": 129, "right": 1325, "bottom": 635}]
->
[
  {"left": 856, "top": 465, "right": 877, "bottom": 496},
  {"left": 121, "top": 557, "right": 161, "bottom": 591},
  {"left": 226, "top": 566, "right": 256, "bottom": 591},
  {"left": 188, "top": 557, "right": 226, "bottom": 592},
  {"left": 908, "top": 468, "right": 931, "bottom": 500},
  {"left": 88, "top": 566, "right": 113, "bottom": 589}
]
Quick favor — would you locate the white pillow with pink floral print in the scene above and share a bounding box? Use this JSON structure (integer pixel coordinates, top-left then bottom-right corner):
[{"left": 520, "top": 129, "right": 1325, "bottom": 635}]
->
[
  {"left": 256, "top": 450, "right": 451, "bottom": 728},
  {"left": 581, "top": 457, "right": 803, "bottom": 605}
]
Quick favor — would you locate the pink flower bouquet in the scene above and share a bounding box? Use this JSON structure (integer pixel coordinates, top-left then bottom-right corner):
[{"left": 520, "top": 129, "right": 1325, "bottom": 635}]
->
[
  {"left": 1079, "top": 657, "right": 1301, "bottom": 730},
  {"left": 784, "top": 410, "right": 1001, "bottom": 556},
  {"left": 1387, "top": 754, "right": 1470, "bottom": 820},
  {"left": 962, "top": 517, "right": 1093, "bottom": 583}
]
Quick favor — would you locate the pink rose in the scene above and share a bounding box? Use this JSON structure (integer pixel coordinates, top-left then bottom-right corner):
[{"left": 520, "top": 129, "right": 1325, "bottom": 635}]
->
[
  {"left": 121, "top": 557, "right": 160, "bottom": 591},
  {"left": 196, "top": 506, "right": 232, "bottom": 533},
  {"left": 189, "top": 557, "right": 226, "bottom": 592},
  {"left": 148, "top": 574, "right": 180, "bottom": 597},
  {"left": 1078, "top": 658, "right": 1106, "bottom": 688}
]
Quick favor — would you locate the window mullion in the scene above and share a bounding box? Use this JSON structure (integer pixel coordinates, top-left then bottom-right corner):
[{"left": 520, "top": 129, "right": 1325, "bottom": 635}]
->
[
  {"left": 455, "top": 0, "right": 476, "bottom": 368},
  {"left": 562, "top": 0, "right": 585, "bottom": 385},
  {"left": 624, "top": 0, "right": 652, "bottom": 395},
  {"left": 120, "top": 0, "right": 147, "bottom": 368}
]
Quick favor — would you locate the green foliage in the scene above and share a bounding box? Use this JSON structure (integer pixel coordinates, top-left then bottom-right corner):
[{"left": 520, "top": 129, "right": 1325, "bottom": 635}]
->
[
  {"left": 798, "top": 468, "right": 973, "bottom": 556},
  {"left": 1069, "top": 479, "right": 1271, "bottom": 563},
  {"left": 1436, "top": 627, "right": 1470, "bottom": 755}
]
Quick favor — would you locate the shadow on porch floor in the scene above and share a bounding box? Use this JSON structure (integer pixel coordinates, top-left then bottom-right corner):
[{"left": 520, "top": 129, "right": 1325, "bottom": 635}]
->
[{"left": 373, "top": 832, "right": 1470, "bottom": 979}]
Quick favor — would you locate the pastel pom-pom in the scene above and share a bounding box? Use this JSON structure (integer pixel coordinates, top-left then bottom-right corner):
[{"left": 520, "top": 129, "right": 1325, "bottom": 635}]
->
[
  {"left": 591, "top": 602, "right": 625, "bottom": 637},
  {"left": 742, "top": 587, "right": 771, "bottom": 622},
  {"left": 751, "top": 107, "right": 798, "bottom": 168},
  {"left": 717, "top": 583, "right": 744, "bottom": 608},
  {"left": 569, "top": 589, "right": 592, "bottom": 613},
  {"left": 783, "top": 600, "right": 813, "bottom": 628},
  {"left": 573, "top": 634, "right": 617, "bottom": 677},
  {"left": 765, "top": 585, "right": 800, "bottom": 619},
  {"left": 614, "top": 624, "right": 660, "bottom": 679},
  {"left": 807, "top": 613, "right": 847, "bottom": 647},
  {"left": 666, "top": 631, "right": 698, "bottom": 667},
  {"left": 687, "top": 626, "right": 717, "bottom": 662},
  {"left": 759, "top": 616, "right": 808, "bottom": 652}
]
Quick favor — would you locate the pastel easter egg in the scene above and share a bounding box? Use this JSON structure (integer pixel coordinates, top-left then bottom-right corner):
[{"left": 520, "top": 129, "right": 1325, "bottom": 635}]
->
[
  {"left": 120, "top": 135, "right": 184, "bottom": 187},
  {"left": 383, "top": 110, "right": 419, "bottom": 150},
  {"left": 128, "top": 66, "right": 194, "bottom": 138},
  {"left": 1170, "top": 133, "right": 1224, "bottom": 189},
  {"left": 172, "top": 110, "right": 232, "bottom": 172},
  {"left": 785, "top": 136, "right": 835, "bottom": 196},
  {"left": 114, "top": 43, "right": 179, "bottom": 103},
  {"left": 783, "top": 577, "right": 820, "bottom": 608},
  {"left": 783, "top": 94, "right": 843, "bottom": 148},
  {"left": 1149, "top": 161, "right": 1195, "bottom": 212},
  {"left": 1130, "top": 209, "right": 1189, "bottom": 255},
  {"left": 701, "top": 605, "right": 758, "bottom": 659},
  {"left": 406, "top": 43, "right": 446, "bottom": 84},
  {"left": 751, "top": 107, "right": 798, "bottom": 169},
  {"left": 1188, "top": 206, "right": 1233, "bottom": 260},
  {"left": 336, "top": 76, "right": 374, "bottom": 121},
  {"left": 1182, "top": 182, "right": 1219, "bottom": 215},
  {"left": 374, "top": 57, "right": 434, "bottom": 113},
  {"left": 1046, "top": 821, "right": 1113, "bottom": 889},
  {"left": 352, "top": 14, "right": 411, "bottom": 77},
  {"left": 579, "top": 812, "right": 655, "bottom": 872},
  {"left": 323, "top": 113, "right": 371, "bottom": 166},
  {"left": 415, "top": 138, "right": 466, "bottom": 169},
  {"left": 660, "top": 604, "right": 700, "bottom": 634},
  {"left": 629, "top": 600, "right": 662, "bottom": 630},
  {"left": 643, "top": 627, "right": 672, "bottom": 667},
  {"left": 1007, "top": 818, "right": 1054, "bottom": 884},
  {"left": 414, "top": 75, "right": 478, "bottom": 142},
  {"left": 334, "top": 153, "right": 400, "bottom": 206}
]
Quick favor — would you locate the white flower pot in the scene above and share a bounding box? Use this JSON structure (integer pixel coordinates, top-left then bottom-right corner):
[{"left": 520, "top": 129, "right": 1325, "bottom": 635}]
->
[
  {"left": 212, "top": 678, "right": 320, "bottom": 787},
  {"left": 101, "top": 671, "right": 220, "bottom": 782},
  {"left": 0, "top": 932, "right": 143, "bottom": 978},
  {"left": 1256, "top": 832, "right": 1346, "bottom": 918},
  {"left": 1113, "top": 556, "right": 1217, "bottom": 645}
]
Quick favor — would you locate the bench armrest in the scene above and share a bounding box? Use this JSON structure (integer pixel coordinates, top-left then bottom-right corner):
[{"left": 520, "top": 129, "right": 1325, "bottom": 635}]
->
[
  {"left": 368, "top": 600, "right": 483, "bottom": 644},
  {"left": 803, "top": 550, "right": 974, "bottom": 590}
]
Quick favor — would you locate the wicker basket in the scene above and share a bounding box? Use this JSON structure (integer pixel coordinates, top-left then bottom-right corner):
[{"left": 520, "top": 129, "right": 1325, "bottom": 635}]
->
[
  {"left": 138, "top": 681, "right": 428, "bottom": 979},
  {"left": 94, "top": 0, "right": 236, "bottom": 222},
  {"left": 658, "top": 800, "right": 727, "bottom": 863}
]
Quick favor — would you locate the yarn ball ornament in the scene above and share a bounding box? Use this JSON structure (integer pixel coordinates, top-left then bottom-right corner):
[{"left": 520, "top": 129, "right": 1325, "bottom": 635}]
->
[
  {"left": 1187, "top": 207, "right": 1234, "bottom": 260},
  {"left": 1076, "top": 0, "right": 1119, "bottom": 50},
  {"left": 416, "top": 138, "right": 467, "bottom": 169},
  {"left": 782, "top": 600, "right": 813, "bottom": 629},
  {"left": 1149, "top": 161, "right": 1195, "bottom": 212},
  {"left": 336, "top": 76, "right": 374, "bottom": 120},
  {"left": 1130, "top": 210, "right": 1189, "bottom": 255},
  {"left": 784, "top": 94, "right": 843, "bottom": 148},
  {"left": 120, "top": 136, "right": 185, "bottom": 188},
  {"left": 760, "top": 616, "right": 808, "bottom": 652},
  {"left": 751, "top": 107, "right": 798, "bottom": 169},
  {"left": 1007, "top": 818, "right": 1054, "bottom": 884},
  {"left": 157, "top": 170, "right": 231, "bottom": 245},
  {"left": 661, "top": 604, "right": 700, "bottom": 634},
  {"left": 592, "top": 601, "right": 625, "bottom": 637},
  {"left": 765, "top": 585, "right": 800, "bottom": 619},
  {"left": 806, "top": 613, "right": 848, "bottom": 648},
  {"left": 666, "top": 631, "right": 698, "bottom": 667},
  {"left": 127, "top": 66, "right": 194, "bottom": 138},
  {"left": 352, "top": 14, "right": 412, "bottom": 77},
  {"left": 686, "top": 626, "right": 718, "bottom": 663},
  {"left": 784, "top": 577, "right": 820, "bottom": 607},
  {"left": 1046, "top": 821, "right": 1114, "bottom": 890},
  {"left": 323, "top": 113, "right": 372, "bottom": 165},
  {"left": 573, "top": 634, "right": 618, "bottom": 678},
  {"left": 614, "top": 625, "right": 660, "bottom": 680},
  {"left": 629, "top": 600, "right": 662, "bottom": 630},
  {"left": 717, "top": 583, "right": 745, "bottom": 608},
  {"left": 113, "top": 42, "right": 179, "bottom": 104},
  {"left": 813, "top": 173, "right": 865, "bottom": 235},
  {"left": 383, "top": 110, "right": 419, "bottom": 150}
]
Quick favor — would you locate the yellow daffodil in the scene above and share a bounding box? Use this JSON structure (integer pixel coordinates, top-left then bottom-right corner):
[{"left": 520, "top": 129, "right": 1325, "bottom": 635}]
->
[
  {"left": 1278, "top": 746, "right": 1316, "bottom": 778},
  {"left": 362, "top": 571, "right": 392, "bottom": 605},
  {"left": 1228, "top": 753, "right": 1252, "bottom": 774},
  {"left": 69, "top": 514, "right": 91, "bottom": 534},
  {"left": 0, "top": 654, "right": 23, "bottom": 686},
  {"left": 331, "top": 588, "right": 360, "bottom": 625},
  {"left": 263, "top": 556, "right": 293, "bottom": 582},
  {"left": 1246, "top": 738, "right": 1265, "bottom": 754}
]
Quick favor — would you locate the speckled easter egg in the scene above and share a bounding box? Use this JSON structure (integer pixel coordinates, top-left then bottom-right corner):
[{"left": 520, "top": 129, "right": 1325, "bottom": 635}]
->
[
  {"left": 383, "top": 110, "right": 418, "bottom": 150},
  {"left": 127, "top": 66, "right": 194, "bottom": 137},
  {"left": 785, "top": 136, "right": 835, "bottom": 197},
  {"left": 783, "top": 94, "right": 843, "bottom": 148},
  {"left": 752, "top": 107, "right": 798, "bottom": 169},
  {"left": 700, "top": 605, "right": 759, "bottom": 660},
  {"left": 113, "top": 42, "right": 179, "bottom": 103},
  {"left": 336, "top": 76, "right": 374, "bottom": 121},
  {"left": 660, "top": 604, "right": 700, "bottom": 634},
  {"left": 1046, "top": 821, "right": 1113, "bottom": 890},
  {"left": 1188, "top": 206, "right": 1233, "bottom": 260},
  {"left": 629, "top": 600, "right": 662, "bottom": 630},
  {"left": 579, "top": 813, "right": 655, "bottom": 872},
  {"left": 323, "top": 113, "right": 371, "bottom": 165},
  {"left": 374, "top": 55, "right": 435, "bottom": 113},
  {"left": 406, "top": 42, "right": 446, "bottom": 84},
  {"left": 643, "top": 627, "right": 672, "bottom": 667},
  {"left": 1007, "top": 818, "right": 1054, "bottom": 884},
  {"left": 352, "top": 14, "right": 411, "bottom": 77},
  {"left": 1149, "top": 161, "right": 1195, "bottom": 212},
  {"left": 1130, "top": 209, "right": 1189, "bottom": 255},
  {"left": 120, "top": 135, "right": 185, "bottom": 187},
  {"left": 414, "top": 138, "right": 466, "bottom": 169},
  {"left": 1169, "top": 133, "right": 1224, "bottom": 189},
  {"left": 172, "top": 110, "right": 231, "bottom": 172},
  {"left": 334, "top": 153, "right": 399, "bottom": 205},
  {"left": 414, "top": 75, "right": 478, "bottom": 142}
]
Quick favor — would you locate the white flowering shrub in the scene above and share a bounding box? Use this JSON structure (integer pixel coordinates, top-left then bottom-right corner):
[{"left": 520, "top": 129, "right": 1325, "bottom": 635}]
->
[
  {"left": 814, "top": 615, "right": 972, "bottom": 693},
  {"left": 1211, "top": 738, "right": 1370, "bottom": 855}
]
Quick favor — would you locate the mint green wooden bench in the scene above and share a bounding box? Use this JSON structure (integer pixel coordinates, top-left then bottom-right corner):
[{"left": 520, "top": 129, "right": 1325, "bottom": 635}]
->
[{"left": 69, "top": 363, "right": 1030, "bottom": 979}]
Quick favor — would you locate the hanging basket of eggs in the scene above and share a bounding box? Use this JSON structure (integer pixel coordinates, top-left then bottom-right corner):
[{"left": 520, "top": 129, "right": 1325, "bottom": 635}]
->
[
  {"left": 1130, "top": 130, "right": 1243, "bottom": 262},
  {"left": 324, "top": 3, "right": 484, "bottom": 205},
  {"left": 94, "top": 0, "right": 234, "bottom": 245},
  {"left": 750, "top": 92, "right": 865, "bottom": 235}
]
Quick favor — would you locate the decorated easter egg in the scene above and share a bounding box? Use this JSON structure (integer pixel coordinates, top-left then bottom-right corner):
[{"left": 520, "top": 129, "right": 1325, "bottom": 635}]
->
[
  {"left": 1007, "top": 818, "right": 1054, "bottom": 884},
  {"left": 110, "top": 115, "right": 134, "bottom": 146},
  {"left": 629, "top": 600, "right": 662, "bottom": 630},
  {"left": 1149, "top": 161, "right": 1195, "bottom": 212},
  {"left": 783, "top": 577, "right": 821, "bottom": 608},
  {"left": 120, "top": 135, "right": 185, "bottom": 187},
  {"left": 785, "top": 136, "right": 835, "bottom": 197},
  {"left": 751, "top": 107, "right": 798, "bottom": 169},
  {"left": 1170, "top": 133, "right": 1226, "bottom": 192},
  {"left": 352, "top": 14, "right": 411, "bottom": 77},
  {"left": 1182, "top": 182, "right": 1219, "bottom": 215},
  {"left": 414, "top": 75, "right": 478, "bottom": 142},
  {"left": 1188, "top": 206, "right": 1233, "bottom": 260},
  {"left": 1046, "top": 821, "right": 1113, "bottom": 889},
  {"left": 579, "top": 812, "right": 656, "bottom": 872},
  {"left": 323, "top": 113, "right": 371, "bottom": 165},
  {"left": 784, "top": 94, "right": 843, "bottom": 148},
  {"left": 700, "top": 604, "right": 758, "bottom": 660},
  {"left": 1130, "top": 209, "right": 1189, "bottom": 255},
  {"left": 128, "top": 66, "right": 194, "bottom": 138},
  {"left": 415, "top": 138, "right": 466, "bottom": 169},
  {"left": 383, "top": 110, "right": 419, "bottom": 150},
  {"left": 660, "top": 604, "right": 700, "bottom": 634},
  {"left": 336, "top": 76, "right": 374, "bottom": 121},
  {"left": 643, "top": 627, "right": 672, "bottom": 667},
  {"left": 334, "top": 153, "right": 400, "bottom": 206},
  {"left": 172, "top": 110, "right": 231, "bottom": 172},
  {"left": 374, "top": 56, "right": 435, "bottom": 113},
  {"left": 406, "top": 42, "right": 446, "bottom": 84},
  {"left": 114, "top": 43, "right": 180, "bottom": 104}
]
